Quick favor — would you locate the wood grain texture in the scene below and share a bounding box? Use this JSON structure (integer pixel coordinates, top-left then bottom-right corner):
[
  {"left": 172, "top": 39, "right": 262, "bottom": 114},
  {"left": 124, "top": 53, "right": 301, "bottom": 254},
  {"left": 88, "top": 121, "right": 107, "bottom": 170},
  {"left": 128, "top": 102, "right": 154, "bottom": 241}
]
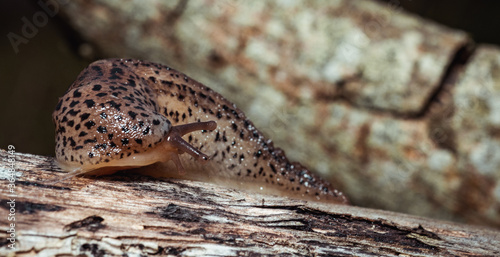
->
[{"left": 0, "top": 149, "right": 499, "bottom": 256}]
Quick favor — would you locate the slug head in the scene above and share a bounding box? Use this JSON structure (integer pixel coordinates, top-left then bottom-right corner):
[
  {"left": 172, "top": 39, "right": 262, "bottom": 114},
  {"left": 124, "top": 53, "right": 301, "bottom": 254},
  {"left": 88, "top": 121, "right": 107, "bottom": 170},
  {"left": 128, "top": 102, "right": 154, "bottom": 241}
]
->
[{"left": 51, "top": 60, "right": 216, "bottom": 182}]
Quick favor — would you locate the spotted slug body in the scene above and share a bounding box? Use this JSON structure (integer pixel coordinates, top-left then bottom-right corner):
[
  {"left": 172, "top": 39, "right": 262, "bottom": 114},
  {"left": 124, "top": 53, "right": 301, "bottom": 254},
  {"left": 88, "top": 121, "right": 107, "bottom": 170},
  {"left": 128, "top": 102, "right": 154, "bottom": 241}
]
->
[{"left": 53, "top": 58, "right": 348, "bottom": 204}]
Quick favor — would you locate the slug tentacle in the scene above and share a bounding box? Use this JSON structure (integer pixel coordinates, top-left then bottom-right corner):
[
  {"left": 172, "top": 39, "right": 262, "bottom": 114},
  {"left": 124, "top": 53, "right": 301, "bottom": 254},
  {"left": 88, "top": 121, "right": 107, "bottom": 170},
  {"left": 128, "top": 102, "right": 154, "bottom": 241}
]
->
[
  {"left": 163, "top": 121, "right": 217, "bottom": 173},
  {"left": 174, "top": 121, "right": 217, "bottom": 135},
  {"left": 46, "top": 167, "right": 86, "bottom": 185},
  {"left": 166, "top": 152, "right": 186, "bottom": 175},
  {"left": 52, "top": 58, "right": 348, "bottom": 204}
]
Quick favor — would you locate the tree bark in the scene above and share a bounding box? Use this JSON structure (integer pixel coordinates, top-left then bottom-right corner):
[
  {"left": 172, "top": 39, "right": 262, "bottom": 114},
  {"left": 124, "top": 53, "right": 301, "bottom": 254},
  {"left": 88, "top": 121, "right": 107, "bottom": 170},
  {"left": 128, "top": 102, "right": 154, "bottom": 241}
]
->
[
  {"left": 0, "top": 149, "right": 498, "bottom": 256},
  {"left": 53, "top": 0, "right": 500, "bottom": 227}
]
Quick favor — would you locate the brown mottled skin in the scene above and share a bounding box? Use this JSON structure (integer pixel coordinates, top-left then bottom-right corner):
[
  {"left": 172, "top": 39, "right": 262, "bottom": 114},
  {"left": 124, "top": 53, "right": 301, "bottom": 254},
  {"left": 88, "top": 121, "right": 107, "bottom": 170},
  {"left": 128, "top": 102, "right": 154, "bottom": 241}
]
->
[{"left": 53, "top": 58, "right": 348, "bottom": 204}]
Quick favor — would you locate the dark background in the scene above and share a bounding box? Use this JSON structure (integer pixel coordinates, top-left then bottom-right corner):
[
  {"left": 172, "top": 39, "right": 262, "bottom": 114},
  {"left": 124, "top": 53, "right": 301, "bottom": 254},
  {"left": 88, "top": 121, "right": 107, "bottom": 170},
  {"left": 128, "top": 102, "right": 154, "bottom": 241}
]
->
[{"left": 1, "top": 0, "right": 499, "bottom": 156}]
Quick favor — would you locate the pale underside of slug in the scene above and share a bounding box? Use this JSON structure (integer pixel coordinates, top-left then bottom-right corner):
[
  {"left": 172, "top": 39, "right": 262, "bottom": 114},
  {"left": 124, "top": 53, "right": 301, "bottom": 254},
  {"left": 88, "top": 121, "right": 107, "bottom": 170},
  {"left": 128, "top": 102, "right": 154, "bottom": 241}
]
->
[{"left": 52, "top": 58, "right": 348, "bottom": 204}]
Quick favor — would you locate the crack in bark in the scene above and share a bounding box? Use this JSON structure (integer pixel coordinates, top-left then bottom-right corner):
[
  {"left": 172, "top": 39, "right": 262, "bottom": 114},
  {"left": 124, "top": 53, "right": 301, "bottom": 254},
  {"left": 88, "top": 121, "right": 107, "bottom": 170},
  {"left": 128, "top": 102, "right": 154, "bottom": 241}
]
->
[{"left": 315, "top": 42, "right": 476, "bottom": 121}]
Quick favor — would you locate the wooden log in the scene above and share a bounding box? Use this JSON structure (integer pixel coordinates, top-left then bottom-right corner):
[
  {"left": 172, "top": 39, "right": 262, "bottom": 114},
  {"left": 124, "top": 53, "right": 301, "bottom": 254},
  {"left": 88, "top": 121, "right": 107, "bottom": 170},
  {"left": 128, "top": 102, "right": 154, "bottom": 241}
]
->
[
  {"left": 1, "top": 149, "right": 499, "bottom": 256},
  {"left": 53, "top": 0, "right": 500, "bottom": 227}
]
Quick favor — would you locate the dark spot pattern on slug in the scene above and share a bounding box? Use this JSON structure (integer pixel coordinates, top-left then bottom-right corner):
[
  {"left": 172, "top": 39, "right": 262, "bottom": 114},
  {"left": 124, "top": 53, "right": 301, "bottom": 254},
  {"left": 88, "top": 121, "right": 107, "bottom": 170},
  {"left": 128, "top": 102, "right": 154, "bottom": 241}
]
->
[
  {"left": 84, "top": 121, "right": 95, "bottom": 129},
  {"left": 80, "top": 113, "right": 90, "bottom": 121},
  {"left": 51, "top": 58, "right": 348, "bottom": 204},
  {"left": 92, "top": 84, "right": 102, "bottom": 91},
  {"left": 97, "top": 126, "right": 107, "bottom": 133},
  {"left": 128, "top": 111, "right": 137, "bottom": 119},
  {"left": 67, "top": 109, "right": 80, "bottom": 116},
  {"left": 69, "top": 101, "right": 79, "bottom": 108},
  {"left": 84, "top": 99, "right": 95, "bottom": 108},
  {"left": 73, "top": 89, "right": 82, "bottom": 98}
]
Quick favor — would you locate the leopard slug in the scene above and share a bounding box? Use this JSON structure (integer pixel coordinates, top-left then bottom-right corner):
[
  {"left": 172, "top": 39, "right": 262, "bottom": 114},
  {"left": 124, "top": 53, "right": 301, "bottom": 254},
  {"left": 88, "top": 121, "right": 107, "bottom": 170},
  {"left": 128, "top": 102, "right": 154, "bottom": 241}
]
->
[{"left": 52, "top": 58, "right": 348, "bottom": 204}]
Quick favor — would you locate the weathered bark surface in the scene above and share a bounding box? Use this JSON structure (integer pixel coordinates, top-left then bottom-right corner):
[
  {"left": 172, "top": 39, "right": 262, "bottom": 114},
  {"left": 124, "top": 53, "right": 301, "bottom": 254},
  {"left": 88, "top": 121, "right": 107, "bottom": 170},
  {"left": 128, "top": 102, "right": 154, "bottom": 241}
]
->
[
  {"left": 50, "top": 0, "right": 500, "bottom": 227},
  {"left": 1, "top": 150, "right": 499, "bottom": 256}
]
